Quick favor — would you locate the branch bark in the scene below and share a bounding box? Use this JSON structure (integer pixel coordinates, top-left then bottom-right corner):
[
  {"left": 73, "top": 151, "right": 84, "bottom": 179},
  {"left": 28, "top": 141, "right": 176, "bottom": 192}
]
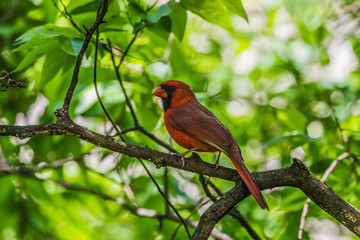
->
[
  {"left": 192, "top": 159, "right": 360, "bottom": 239},
  {"left": 1, "top": 113, "right": 359, "bottom": 238},
  {"left": 62, "top": 0, "right": 108, "bottom": 110}
]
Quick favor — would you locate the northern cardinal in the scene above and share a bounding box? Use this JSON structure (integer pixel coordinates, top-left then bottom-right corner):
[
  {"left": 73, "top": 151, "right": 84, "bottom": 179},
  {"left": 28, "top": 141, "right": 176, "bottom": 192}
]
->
[{"left": 153, "top": 80, "right": 268, "bottom": 210}]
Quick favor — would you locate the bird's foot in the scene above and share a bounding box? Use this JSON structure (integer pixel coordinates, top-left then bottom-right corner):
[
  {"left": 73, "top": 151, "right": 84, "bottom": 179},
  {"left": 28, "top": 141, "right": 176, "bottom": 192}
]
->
[
  {"left": 214, "top": 151, "right": 221, "bottom": 170},
  {"left": 215, "top": 161, "right": 219, "bottom": 170},
  {"left": 172, "top": 148, "right": 198, "bottom": 168},
  {"left": 171, "top": 152, "right": 187, "bottom": 167}
]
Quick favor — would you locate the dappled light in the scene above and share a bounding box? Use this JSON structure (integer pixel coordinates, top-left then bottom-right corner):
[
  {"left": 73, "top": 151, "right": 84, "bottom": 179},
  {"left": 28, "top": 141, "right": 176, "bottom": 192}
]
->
[{"left": 0, "top": 0, "right": 360, "bottom": 239}]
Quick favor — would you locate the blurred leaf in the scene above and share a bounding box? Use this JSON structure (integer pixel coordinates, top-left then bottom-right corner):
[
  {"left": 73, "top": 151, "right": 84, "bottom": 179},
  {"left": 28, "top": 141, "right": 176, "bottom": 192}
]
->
[
  {"left": 180, "top": 0, "right": 233, "bottom": 30},
  {"left": 221, "top": 0, "right": 248, "bottom": 22},
  {"left": 69, "top": 1, "right": 99, "bottom": 15},
  {"left": 40, "top": 47, "right": 74, "bottom": 90},
  {"left": 10, "top": 36, "right": 48, "bottom": 53},
  {"left": 265, "top": 132, "right": 323, "bottom": 148},
  {"left": 277, "top": 108, "right": 308, "bottom": 130},
  {"left": 11, "top": 38, "right": 58, "bottom": 73},
  {"left": 15, "top": 24, "right": 81, "bottom": 43},
  {"left": 169, "top": 37, "right": 188, "bottom": 78},
  {"left": 2, "top": 0, "right": 360, "bottom": 239},
  {"left": 169, "top": 3, "right": 187, "bottom": 40},
  {"left": 147, "top": 17, "right": 171, "bottom": 40},
  {"left": 146, "top": 0, "right": 174, "bottom": 24},
  {"left": 128, "top": 2, "right": 147, "bottom": 24},
  {"left": 352, "top": 37, "right": 360, "bottom": 62}
]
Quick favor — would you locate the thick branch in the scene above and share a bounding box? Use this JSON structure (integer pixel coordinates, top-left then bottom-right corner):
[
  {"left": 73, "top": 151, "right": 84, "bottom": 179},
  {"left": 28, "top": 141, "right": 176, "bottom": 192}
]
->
[
  {"left": 192, "top": 159, "right": 360, "bottom": 239},
  {"left": 0, "top": 118, "right": 237, "bottom": 181},
  {"left": 0, "top": 120, "right": 359, "bottom": 238},
  {"left": 199, "top": 175, "right": 261, "bottom": 240}
]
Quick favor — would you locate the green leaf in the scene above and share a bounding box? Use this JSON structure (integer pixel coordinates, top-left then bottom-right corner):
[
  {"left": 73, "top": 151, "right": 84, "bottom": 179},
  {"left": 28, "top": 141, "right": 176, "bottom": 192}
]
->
[
  {"left": 277, "top": 108, "right": 308, "bottom": 130},
  {"left": 169, "top": 3, "right": 187, "bottom": 40},
  {"left": 40, "top": 48, "right": 73, "bottom": 90},
  {"left": 69, "top": 1, "right": 99, "bottom": 15},
  {"left": 15, "top": 24, "right": 81, "bottom": 44},
  {"left": 68, "top": 38, "right": 83, "bottom": 56},
  {"left": 11, "top": 39, "right": 59, "bottom": 73},
  {"left": 101, "top": 15, "right": 128, "bottom": 32},
  {"left": 169, "top": 37, "right": 188, "bottom": 78},
  {"left": 180, "top": 0, "right": 233, "bottom": 30},
  {"left": 221, "top": 0, "right": 248, "bottom": 22},
  {"left": 133, "top": 22, "right": 146, "bottom": 32},
  {"left": 352, "top": 37, "right": 360, "bottom": 62},
  {"left": 147, "top": 17, "right": 171, "bottom": 40},
  {"left": 265, "top": 133, "right": 323, "bottom": 148},
  {"left": 128, "top": 2, "right": 147, "bottom": 24},
  {"left": 10, "top": 36, "right": 48, "bottom": 53},
  {"left": 146, "top": 0, "right": 175, "bottom": 24}
]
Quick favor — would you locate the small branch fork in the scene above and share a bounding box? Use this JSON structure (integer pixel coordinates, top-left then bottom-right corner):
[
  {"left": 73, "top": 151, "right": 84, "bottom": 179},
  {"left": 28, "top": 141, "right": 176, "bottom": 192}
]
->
[
  {"left": 199, "top": 175, "right": 262, "bottom": 240},
  {"left": 1, "top": 122, "right": 360, "bottom": 238},
  {"left": 62, "top": 0, "right": 108, "bottom": 111},
  {"left": 297, "top": 106, "right": 360, "bottom": 239},
  {"left": 51, "top": 0, "right": 84, "bottom": 34},
  {"left": 0, "top": 70, "right": 26, "bottom": 91},
  {"left": 2, "top": 1, "right": 360, "bottom": 239},
  {"left": 90, "top": 3, "right": 188, "bottom": 237}
]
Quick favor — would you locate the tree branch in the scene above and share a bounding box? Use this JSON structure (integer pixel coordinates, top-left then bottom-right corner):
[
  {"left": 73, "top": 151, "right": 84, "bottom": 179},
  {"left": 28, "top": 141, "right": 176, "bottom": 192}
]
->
[
  {"left": 192, "top": 158, "right": 360, "bottom": 239},
  {"left": 1, "top": 118, "right": 359, "bottom": 238},
  {"left": 62, "top": 0, "right": 108, "bottom": 110},
  {"left": 0, "top": 167, "right": 231, "bottom": 240},
  {"left": 199, "top": 175, "right": 262, "bottom": 240},
  {"left": 0, "top": 70, "right": 26, "bottom": 91}
]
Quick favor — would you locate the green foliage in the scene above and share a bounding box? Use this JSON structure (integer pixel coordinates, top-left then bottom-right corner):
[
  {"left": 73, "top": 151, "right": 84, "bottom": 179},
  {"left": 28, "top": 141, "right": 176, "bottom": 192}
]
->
[{"left": 0, "top": 0, "right": 360, "bottom": 239}]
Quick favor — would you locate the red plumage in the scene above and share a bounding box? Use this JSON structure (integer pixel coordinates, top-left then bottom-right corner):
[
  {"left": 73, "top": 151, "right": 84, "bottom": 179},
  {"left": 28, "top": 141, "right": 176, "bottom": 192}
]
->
[{"left": 153, "top": 80, "right": 268, "bottom": 210}]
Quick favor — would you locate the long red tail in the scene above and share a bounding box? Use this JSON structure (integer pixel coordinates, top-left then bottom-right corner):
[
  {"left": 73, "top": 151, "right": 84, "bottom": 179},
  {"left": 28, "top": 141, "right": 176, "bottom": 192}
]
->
[{"left": 229, "top": 151, "right": 269, "bottom": 210}]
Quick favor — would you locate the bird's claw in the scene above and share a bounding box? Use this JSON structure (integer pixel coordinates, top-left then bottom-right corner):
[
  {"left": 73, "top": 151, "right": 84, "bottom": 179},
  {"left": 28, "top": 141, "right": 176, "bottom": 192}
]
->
[
  {"left": 171, "top": 152, "right": 186, "bottom": 168},
  {"left": 172, "top": 148, "right": 198, "bottom": 168},
  {"left": 214, "top": 151, "right": 220, "bottom": 170},
  {"left": 215, "top": 161, "right": 219, "bottom": 170}
]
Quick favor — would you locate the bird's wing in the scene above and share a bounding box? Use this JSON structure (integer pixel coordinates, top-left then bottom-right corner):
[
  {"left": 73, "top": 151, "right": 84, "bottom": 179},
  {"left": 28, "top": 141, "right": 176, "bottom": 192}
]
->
[{"left": 169, "top": 103, "right": 232, "bottom": 154}]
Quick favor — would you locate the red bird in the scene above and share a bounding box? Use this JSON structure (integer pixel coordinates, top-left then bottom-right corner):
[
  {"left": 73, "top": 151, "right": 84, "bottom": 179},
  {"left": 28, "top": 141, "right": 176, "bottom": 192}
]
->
[{"left": 153, "top": 80, "right": 268, "bottom": 210}]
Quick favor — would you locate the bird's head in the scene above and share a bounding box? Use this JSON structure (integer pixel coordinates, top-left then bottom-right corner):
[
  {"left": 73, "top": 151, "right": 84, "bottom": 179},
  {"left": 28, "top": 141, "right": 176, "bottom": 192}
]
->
[{"left": 153, "top": 80, "right": 196, "bottom": 111}]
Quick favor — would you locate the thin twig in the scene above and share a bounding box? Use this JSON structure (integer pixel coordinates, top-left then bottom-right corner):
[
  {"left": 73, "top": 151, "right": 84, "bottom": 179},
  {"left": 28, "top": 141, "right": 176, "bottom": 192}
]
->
[
  {"left": 171, "top": 198, "right": 211, "bottom": 240},
  {"left": 331, "top": 105, "right": 360, "bottom": 188},
  {"left": 106, "top": 40, "right": 177, "bottom": 153},
  {"left": 297, "top": 152, "right": 350, "bottom": 240},
  {"left": 138, "top": 126, "right": 178, "bottom": 153},
  {"left": 62, "top": 0, "right": 108, "bottom": 110},
  {"left": 107, "top": 39, "right": 139, "bottom": 126},
  {"left": 1, "top": 121, "right": 360, "bottom": 237},
  {"left": 102, "top": 29, "right": 190, "bottom": 237},
  {"left": 52, "top": 0, "right": 84, "bottom": 34},
  {"left": 118, "top": 30, "right": 140, "bottom": 68},
  {"left": 147, "top": 0, "right": 160, "bottom": 11},
  {"left": 297, "top": 105, "right": 360, "bottom": 239},
  {"left": 0, "top": 70, "right": 26, "bottom": 91},
  {"left": 115, "top": 126, "right": 177, "bottom": 153},
  {"left": 137, "top": 158, "right": 191, "bottom": 239},
  {"left": 4, "top": 154, "right": 85, "bottom": 173},
  {"left": 1, "top": 166, "right": 230, "bottom": 239},
  {"left": 164, "top": 166, "right": 170, "bottom": 213},
  {"left": 93, "top": 11, "right": 125, "bottom": 141}
]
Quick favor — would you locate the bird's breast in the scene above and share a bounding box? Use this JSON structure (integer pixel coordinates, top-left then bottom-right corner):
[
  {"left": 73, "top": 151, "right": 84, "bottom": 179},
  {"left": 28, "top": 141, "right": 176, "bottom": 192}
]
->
[{"left": 164, "top": 113, "right": 218, "bottom": 152}]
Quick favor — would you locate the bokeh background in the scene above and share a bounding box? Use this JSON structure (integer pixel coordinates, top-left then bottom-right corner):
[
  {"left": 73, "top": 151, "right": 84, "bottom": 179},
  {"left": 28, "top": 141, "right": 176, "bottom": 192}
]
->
[{"left": 0, "top": 0, "right": 359, "bottom": 239}]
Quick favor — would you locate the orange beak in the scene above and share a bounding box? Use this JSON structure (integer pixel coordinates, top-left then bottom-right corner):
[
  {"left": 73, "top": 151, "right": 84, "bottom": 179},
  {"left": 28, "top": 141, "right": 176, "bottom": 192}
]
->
[{"left": 152, "top": 86, "right": 168, "bottom": 98}]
